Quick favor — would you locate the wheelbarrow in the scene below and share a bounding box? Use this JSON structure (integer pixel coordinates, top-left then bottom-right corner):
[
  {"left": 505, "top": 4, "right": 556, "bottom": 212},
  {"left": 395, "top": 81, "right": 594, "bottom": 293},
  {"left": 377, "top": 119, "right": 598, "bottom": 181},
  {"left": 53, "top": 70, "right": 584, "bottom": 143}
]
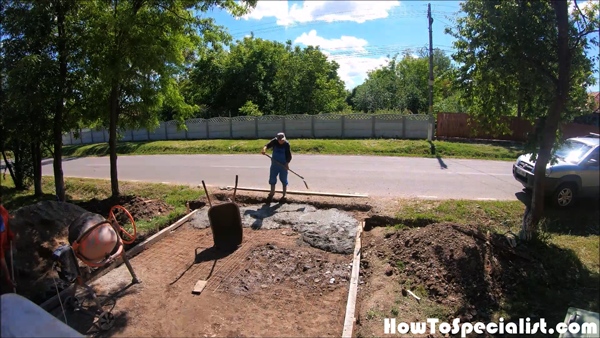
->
[{"left": 201, "top": 175, "right": 243, "bottom": 251}]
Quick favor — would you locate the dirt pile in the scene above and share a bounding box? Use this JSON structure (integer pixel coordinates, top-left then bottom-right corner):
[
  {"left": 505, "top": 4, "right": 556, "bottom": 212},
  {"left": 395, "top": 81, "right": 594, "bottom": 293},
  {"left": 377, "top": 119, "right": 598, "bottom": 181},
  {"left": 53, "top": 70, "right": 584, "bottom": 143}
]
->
[
  {"left": 6, "top": 201, "right": 88, "bottom": 303},
  {"left": 77, "top": 195, "right": 172, "bottom": 221},
  {"left": 364, "top": 223, "right": 535, "bottom": 322},
  {"left": 190, "top": 203, "right": 359, "bottom": 254},
  {"left": 228, "top": 244, "right": 352, "bottom": 295}
]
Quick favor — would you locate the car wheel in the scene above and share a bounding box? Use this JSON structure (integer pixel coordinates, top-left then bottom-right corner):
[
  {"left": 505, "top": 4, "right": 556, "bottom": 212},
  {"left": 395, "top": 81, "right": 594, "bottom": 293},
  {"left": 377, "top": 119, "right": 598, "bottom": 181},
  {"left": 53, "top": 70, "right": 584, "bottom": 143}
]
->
[{"left": 553, "top": 183, "right": 577, "bottom": 208}]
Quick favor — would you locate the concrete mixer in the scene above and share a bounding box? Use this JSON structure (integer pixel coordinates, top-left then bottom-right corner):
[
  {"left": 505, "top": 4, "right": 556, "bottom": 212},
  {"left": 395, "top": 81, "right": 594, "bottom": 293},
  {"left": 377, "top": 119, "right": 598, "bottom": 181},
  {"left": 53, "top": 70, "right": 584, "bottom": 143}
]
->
[{"left": 52, "top": 206, "right": 140, "bottom": 331}]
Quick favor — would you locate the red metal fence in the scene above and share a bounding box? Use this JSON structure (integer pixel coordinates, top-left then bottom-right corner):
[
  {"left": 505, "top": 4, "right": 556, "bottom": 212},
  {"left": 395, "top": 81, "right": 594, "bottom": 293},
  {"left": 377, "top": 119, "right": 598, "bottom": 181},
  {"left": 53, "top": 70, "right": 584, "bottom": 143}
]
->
[{"left": 436, "top": 113, "right": 599, "bottom": 142}]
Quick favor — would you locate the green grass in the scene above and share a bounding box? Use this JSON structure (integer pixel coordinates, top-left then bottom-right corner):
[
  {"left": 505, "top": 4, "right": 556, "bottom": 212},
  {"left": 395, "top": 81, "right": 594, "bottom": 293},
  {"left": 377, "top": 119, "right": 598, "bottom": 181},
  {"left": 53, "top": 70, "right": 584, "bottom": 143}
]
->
[
  {"left": 1, "top": 175, "right": 204, "bottom": 234},
  {"left": 62, "top": 138, "right": 524, "bottom": 161},
  {"left": 390, "top": 198, "right": 599, "bottom": 327}
]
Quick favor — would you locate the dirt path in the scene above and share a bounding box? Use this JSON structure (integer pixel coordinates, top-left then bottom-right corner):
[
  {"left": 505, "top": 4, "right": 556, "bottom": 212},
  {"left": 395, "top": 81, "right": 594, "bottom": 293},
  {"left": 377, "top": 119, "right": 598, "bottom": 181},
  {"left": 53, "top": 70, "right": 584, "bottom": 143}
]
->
[{"left": 57, "top": 224, "right": 352, "bottom": 337}]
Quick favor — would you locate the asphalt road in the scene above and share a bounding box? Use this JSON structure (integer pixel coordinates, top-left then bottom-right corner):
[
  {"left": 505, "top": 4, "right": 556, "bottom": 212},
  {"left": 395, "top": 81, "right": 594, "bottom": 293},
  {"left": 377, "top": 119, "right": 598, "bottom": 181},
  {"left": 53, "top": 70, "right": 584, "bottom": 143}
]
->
[{"left": 40, "top": 154, "right": 523, "bottom": 200}]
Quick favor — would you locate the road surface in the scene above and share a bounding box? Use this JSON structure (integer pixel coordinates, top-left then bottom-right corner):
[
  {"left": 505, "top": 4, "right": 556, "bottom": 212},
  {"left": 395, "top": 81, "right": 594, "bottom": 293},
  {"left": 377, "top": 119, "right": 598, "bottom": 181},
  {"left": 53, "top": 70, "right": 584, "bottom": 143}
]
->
[{"left": 41, "top": 154, "right": 523, "bottom": 200}]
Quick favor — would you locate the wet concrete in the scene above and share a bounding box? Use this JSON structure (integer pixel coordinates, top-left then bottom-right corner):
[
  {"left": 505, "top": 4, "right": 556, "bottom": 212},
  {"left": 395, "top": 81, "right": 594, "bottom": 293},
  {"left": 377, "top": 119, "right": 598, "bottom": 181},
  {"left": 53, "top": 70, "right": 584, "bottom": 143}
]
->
[{"left": 190, "top": 203, "right": 359, "bottom": 254}]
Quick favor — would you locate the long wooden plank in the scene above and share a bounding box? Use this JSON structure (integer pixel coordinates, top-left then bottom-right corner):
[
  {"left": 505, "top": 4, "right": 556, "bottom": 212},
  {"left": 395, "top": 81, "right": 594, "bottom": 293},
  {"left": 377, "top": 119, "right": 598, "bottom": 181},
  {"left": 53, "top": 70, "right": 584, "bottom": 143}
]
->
[
  {"left": 223, "top": 186, "right": 369, "bottom": 198},
  {"left": 40, "top": 209, "right": 199, "bottom": 311},
  {"left": 342, "top": 222, "right": 364, "bottom": 338}
]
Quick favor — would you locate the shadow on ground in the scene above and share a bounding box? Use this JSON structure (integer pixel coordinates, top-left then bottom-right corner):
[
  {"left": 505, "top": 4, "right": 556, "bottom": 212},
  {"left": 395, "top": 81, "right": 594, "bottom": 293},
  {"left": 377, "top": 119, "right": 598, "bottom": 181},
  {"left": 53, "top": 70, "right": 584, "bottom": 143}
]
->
[
  {"left": 61, "top": 281, "right": 138, "bottom": 338},
  {"left": 63, "top": 142, "right": 152, "bottom": 157},
  {"left": 516, "top": 190, "right": 600, "bottom": 236},
  {"left": 169, "top": 246, "right": 238, "bottom": 286},
  {"left": 429, "top": 141, "right": 448, "bottom": 169}
]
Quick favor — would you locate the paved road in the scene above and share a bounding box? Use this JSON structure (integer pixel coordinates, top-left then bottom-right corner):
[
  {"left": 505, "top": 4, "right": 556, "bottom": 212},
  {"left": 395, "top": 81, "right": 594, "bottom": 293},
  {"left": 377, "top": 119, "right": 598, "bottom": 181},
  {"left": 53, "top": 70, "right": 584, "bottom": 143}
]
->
[{"left": 41, "top": 154, "right": 523, "bottom": 200}]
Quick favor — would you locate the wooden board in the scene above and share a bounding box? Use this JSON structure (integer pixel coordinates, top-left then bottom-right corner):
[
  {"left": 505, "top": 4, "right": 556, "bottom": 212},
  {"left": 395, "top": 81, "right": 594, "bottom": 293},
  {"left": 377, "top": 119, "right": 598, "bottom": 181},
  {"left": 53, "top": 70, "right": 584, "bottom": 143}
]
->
[
  {"left": 192, "top": 280, "right": 207, "bottom": 295},
  {"left": 342, "top": 222, "right": 364, "bottom": 338}
]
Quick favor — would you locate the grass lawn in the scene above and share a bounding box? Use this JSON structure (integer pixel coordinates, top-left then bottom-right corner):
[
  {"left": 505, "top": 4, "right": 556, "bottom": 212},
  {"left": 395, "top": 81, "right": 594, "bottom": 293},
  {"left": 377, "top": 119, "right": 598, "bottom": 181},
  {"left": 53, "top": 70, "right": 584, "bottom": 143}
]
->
[
  {"left": 0, "top": 175, "right": 204, "bottom": 234},
  {"left": 358, "top": 198, "right": 599, "bottom": 336},
  {"left": 62, "top": 138, "right": 525, "bottom": 161}
]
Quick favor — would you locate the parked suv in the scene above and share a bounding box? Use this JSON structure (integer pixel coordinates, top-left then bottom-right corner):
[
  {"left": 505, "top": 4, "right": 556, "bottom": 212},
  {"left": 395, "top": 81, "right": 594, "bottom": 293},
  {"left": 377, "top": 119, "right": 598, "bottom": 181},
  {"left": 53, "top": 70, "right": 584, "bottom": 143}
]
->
[{"left": 513, "top": 133, "right": 599, "bottom": 208}]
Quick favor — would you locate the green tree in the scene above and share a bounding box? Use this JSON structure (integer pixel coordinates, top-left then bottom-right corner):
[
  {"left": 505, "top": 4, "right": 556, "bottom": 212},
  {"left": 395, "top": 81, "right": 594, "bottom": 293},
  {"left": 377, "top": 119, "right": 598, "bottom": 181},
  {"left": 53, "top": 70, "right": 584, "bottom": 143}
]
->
[
  {"left": 82, "top": 0, "right": 255, "bottom": 197},
  {"left": 351, "top": 50, "right": 458, "bottom": 114},
  {"left": 187, "top": 37, "right": 348, "bottom": 116},
  {"left": 448, "top": 0, "right": 599, "bottom": 239}
]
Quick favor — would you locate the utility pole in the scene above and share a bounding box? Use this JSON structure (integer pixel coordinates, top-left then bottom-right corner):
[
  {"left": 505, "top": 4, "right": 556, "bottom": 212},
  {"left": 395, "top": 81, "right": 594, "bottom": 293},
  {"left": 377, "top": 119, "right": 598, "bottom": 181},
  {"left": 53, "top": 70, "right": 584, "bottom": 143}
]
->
[{"left": 427, "top": 3, "right": 434, "bottom": 114}]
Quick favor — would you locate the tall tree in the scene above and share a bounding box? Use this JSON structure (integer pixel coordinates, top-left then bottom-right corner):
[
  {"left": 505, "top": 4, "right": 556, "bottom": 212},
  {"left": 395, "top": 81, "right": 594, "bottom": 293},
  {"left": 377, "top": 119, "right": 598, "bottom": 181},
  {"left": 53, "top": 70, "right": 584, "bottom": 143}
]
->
[
  {"left": 82, "top": 0, "right": 255, "bottom": 197},
  {"left": 449, "top": 0, "right": 599, "bottom": 239},
  {"left": 186, "top": 37, "right": 348, "bottom": 116}
]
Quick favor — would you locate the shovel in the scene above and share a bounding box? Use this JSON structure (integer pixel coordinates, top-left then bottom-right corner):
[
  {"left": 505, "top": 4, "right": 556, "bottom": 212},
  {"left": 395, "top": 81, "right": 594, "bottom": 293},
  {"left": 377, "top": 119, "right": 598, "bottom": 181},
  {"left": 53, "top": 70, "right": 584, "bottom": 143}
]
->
[{"left": 264, "top": 154, "right": 310, "bottom": 189}]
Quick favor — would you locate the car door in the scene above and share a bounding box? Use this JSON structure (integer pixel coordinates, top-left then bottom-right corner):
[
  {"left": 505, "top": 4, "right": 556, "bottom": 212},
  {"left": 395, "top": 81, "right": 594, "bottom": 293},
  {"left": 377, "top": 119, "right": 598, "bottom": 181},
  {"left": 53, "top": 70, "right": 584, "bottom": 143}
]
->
[{"left": 580, "top": 147, "right": 599, "bottom": 197}]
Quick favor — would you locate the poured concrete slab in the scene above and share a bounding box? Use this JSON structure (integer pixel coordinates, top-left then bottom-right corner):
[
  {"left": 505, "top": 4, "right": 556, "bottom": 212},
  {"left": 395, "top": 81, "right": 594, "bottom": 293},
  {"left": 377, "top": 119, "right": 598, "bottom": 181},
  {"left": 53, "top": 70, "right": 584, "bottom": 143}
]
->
[{"left": 190, "top": 203, "right": 359, "bottom": 254}]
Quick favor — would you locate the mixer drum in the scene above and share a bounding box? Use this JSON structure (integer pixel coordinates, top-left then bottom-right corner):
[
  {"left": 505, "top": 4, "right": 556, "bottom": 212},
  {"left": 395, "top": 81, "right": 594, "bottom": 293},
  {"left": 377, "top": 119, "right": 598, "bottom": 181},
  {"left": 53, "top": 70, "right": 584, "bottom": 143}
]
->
[{"left": 68, "top": 212, "right": 118, "bottom": 263}]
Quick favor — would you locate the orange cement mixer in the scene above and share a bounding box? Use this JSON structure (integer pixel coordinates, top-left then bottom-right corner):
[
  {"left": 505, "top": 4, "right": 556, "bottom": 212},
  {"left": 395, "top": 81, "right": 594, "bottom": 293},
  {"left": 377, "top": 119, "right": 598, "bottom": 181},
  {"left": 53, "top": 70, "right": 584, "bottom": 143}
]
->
[{"left": 52, "top": 205, "right": 140, "bottom": 331}]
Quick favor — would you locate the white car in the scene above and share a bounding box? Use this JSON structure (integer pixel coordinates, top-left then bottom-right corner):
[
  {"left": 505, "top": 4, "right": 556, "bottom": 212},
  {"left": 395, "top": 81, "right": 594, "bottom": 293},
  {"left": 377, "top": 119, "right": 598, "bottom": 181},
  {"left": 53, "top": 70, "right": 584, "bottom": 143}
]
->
[{"left": 513, "top": 134, "right": 599, "bottom": 208}]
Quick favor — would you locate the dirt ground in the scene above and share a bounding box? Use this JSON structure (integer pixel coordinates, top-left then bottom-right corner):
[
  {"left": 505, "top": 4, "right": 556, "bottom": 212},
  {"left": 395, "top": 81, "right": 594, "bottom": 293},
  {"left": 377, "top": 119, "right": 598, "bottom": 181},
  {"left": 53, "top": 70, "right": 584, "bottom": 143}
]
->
[
  {"left": 1, "top": 197, "right": 175, "bottom": 304},
  {"left": 77, "top": 195, "right": 173, "bottom": 222},
  {"left": 355, "top": 223, "right": 538, "bottom": 338},
  {"left": 54, "top": 223, "right": 354, "bottom": 337}
]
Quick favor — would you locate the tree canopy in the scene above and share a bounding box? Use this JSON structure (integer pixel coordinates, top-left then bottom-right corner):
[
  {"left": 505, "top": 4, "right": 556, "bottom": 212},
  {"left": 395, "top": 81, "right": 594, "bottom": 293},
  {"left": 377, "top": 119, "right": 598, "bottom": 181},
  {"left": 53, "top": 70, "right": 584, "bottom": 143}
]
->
[
  {"left": 349, "top": 49, "right": 465, "bottom": 114},
  {"left": 184, "top": 37, "right": 349, "bottom": 117}
]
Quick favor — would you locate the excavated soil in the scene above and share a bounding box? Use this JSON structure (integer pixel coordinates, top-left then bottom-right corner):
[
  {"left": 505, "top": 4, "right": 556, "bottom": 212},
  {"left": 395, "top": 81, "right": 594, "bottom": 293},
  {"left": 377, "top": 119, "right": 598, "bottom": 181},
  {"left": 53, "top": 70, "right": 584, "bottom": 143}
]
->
[
  {"left": 356, "top": 223, "right": 538, "bottom": 337},
  {"left": 77, "top": 195, "right": 172, "bottom": 222}
]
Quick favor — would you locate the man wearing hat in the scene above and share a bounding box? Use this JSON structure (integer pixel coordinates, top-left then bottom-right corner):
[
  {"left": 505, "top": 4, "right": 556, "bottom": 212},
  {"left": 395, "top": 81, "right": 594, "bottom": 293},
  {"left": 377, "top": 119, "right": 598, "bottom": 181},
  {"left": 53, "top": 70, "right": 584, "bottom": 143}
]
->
[{"left": 261, "top": 132, "right": 292, "bottom": 201}]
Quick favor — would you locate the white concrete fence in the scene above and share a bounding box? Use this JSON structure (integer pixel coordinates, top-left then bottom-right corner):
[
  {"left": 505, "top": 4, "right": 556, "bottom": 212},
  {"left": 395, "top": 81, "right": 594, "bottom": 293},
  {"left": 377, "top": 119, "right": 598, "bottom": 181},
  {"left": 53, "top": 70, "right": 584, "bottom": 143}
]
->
[{"left": 63, "top": 113, "right": 435, "bottom": 145}]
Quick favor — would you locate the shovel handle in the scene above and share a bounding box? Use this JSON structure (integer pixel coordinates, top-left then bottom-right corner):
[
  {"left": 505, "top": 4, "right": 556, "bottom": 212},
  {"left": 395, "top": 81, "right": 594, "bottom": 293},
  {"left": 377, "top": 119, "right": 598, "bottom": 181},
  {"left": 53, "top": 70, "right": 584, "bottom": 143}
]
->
[
  {"left": 233, "top": 175, "right": 238, "bottom": 203},
  {"left": 202, "top": 181, "right": 212, "bottom": 208},
  {"left": 263, "top": 154, "right": 304, "bottom": 179}
]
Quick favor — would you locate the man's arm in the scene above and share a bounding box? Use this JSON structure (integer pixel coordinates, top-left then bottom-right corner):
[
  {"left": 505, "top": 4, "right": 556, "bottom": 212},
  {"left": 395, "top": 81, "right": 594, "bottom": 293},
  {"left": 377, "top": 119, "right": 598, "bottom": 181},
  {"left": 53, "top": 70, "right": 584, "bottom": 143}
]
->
[
  {"left": 261, "top": 138, "right": 276, "bottom": 155},
  {"left": 285, "top": 143, "right": 292, "bottom": 164}
]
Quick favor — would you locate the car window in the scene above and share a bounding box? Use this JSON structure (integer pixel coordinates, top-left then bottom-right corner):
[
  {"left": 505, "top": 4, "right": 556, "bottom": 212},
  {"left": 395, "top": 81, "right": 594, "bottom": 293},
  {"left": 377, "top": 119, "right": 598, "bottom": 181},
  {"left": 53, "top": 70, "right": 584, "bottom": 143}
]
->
[{"left": 556, "top": 141, "right": 594, "bottom": 163}]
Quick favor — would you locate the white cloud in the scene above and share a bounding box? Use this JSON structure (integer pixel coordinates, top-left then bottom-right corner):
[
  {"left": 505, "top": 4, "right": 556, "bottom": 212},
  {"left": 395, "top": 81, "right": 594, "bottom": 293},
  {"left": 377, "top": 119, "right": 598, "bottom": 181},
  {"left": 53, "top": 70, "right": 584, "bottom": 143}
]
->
[
  {"left": 243, "top": 1, "right": 401, "bottom": 26},
  {"left": 335, "top": 56, "right": 389, "bottom": 89},
  {"left": 293, "top": 30, "right": 388, "bottom": 89},
  {"left": 294, "top": 30, "right": 368, "bottom": 52}
]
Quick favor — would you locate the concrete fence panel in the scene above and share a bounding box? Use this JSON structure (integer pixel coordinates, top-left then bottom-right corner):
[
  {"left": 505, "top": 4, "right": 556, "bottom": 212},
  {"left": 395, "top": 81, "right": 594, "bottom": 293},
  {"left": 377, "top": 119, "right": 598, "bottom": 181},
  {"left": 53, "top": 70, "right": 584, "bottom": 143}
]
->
[
  {"left": 314, "top": 114, "right": 343, "bottom": 138},
  {"left": 67, "top": 113, "right": 433, "bottom": 144},
  {"left": 62, "top": 133, "right": 71, "bottom": 145},
  {"left": 232, "top": 116, "right": 256, "bottom": 139},
  {"left": 344, "top": 114, "right": 374, "bottom": 138},
  {"left": 80, "top": 129, "right": 93, "bottom": 144},
  {"left": 132, "top": 128, "right": 149, "bottom": 142},
  {"left": 374, "top": 115, "right": 404, "bottom": 138},
  {"left": 91, "top": 129, "right": 106, "bottom": 143},
  {"left": 119, "top": 128, "right": 133, "bottom": 142},
  {"left": 258, "top": 115, "right": 284, "bottom": 139},
  {"left": 186, "top": 119, "right": 208, "bottom": 139},
  {"left": 208, "top": 117, "right": 230, "bottom": 139},
  {"left": 284, "top": 115, "right": 312, "bottom": 138},
  {"left": 148, "top": 122, "right": 167, "bottom": 141},
  {"left": 166, "top": 121, "right": 186, "bottom": 140}
]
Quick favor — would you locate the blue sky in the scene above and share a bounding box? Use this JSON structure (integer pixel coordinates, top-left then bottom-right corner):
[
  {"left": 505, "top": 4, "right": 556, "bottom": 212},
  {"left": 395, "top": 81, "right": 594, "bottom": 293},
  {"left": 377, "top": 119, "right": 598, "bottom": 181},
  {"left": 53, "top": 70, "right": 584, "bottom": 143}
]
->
[{"left": 207, "top": 1, "right": 599, "bottom": 92}]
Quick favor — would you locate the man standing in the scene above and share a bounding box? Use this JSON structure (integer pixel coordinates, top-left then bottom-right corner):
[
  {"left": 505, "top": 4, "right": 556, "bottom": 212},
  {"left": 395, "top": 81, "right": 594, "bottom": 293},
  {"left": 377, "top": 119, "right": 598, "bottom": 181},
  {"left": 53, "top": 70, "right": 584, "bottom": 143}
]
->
[{"left": 261, "top": 132, "right": 292, "bottom": 201}]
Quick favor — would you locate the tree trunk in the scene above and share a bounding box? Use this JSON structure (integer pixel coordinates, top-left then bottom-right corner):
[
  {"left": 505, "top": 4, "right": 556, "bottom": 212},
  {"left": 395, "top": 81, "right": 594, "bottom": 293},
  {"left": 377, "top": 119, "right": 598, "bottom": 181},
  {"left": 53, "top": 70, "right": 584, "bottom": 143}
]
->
[
  {"left": 109, "top": 82, "right": 120, "bottom": 197},
  {"left": 53, "top": 0, "right": 67, "bottom": 202},
  {"left": 32, "top": 142, "right": 43, "bottom": 197},
  {"left": 522, "top": 0, "right": 571, "bottom": 240}
]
